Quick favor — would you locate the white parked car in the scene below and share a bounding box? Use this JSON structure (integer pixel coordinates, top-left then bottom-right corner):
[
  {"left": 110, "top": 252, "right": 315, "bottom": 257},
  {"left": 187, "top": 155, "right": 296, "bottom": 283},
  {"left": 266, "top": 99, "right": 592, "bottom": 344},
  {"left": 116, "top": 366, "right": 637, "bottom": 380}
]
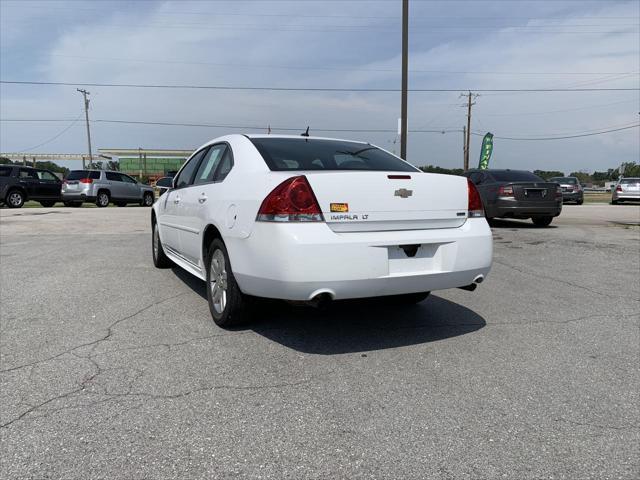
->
[{"left": 151, "top": 135, "right": 493, "bottom": 327}]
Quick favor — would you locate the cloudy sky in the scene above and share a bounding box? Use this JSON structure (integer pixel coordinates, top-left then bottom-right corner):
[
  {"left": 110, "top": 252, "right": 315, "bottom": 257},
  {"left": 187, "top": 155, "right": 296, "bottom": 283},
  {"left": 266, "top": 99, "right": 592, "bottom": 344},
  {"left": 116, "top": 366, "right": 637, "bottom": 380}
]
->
[{"left": 1, "top": 0, "right": 638, "bottom": 173}]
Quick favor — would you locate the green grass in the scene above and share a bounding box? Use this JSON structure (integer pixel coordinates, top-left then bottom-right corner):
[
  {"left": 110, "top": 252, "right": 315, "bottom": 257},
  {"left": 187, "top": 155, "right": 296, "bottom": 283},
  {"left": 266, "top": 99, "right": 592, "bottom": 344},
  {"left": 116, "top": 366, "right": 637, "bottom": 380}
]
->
[{"left": 583, "top": 192, "right": 613, "bottom": 204}]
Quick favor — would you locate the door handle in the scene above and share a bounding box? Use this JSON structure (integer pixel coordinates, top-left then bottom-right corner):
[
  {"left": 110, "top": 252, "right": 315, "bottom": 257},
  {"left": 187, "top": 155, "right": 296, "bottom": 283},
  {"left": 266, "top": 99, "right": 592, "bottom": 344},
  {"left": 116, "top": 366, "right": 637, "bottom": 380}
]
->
[{"left": 198, "top": 194, "right": 208, "bottom": 204}]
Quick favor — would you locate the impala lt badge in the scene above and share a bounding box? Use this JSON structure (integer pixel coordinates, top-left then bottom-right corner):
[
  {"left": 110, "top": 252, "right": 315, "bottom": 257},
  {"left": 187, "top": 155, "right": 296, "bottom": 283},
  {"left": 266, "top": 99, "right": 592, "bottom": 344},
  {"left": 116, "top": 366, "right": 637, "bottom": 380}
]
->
[{"left": 395, "top": 188, "right": 413, "bottom": 198}]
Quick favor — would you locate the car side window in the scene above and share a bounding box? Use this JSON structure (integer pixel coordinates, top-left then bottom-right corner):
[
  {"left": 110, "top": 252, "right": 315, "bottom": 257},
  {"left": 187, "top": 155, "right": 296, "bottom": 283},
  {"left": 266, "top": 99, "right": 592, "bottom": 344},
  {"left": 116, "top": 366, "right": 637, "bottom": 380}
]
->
[
  {"left": 19, "top": 169, "right": 38, "bottom": 179},
  {"left": 214, "top": 148, "right": 234, "bottom": 182},
  {"left": 120, "top": 174, "right": 137, "bottom": 184},
  {"left": 193, "top": 145, "right": 226, "bottom": 185},
  {"left": 36, "top": 170, "right": 58, "bottom": 182},
  {"left": 0, "top": 166, "right": 12, "bottom": 177},
  {"left": 106, "top": 172, "right": 120, "bottom": 182},
  {"left": 174, "top": 148, "right": 207, "bottom": 189}
]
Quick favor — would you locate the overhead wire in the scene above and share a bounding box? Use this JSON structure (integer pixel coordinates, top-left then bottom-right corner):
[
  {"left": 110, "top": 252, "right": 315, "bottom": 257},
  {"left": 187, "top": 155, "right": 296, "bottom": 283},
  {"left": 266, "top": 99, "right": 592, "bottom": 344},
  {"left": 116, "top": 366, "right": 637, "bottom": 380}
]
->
[
  {"left": 1, "top": 80, "right": 638, "bottom": 92},
  {"left": 11, "top": 114, "right": 83, "bottom": 152}
]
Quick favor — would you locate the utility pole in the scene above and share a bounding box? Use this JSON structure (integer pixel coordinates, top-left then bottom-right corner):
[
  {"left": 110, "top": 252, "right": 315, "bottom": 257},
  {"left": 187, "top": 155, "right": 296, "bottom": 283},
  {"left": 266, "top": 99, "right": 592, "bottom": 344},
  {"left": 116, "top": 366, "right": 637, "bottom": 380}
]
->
[
  {"left": 77, "top": 88, "right": 93, "bottom": 169},
  {"left": 460, "top": 91, "right": 478, "bottom": 170},
  {"left": 462, "top": 125, "right": 467, "bottom": 167},
  {"left": 400, "top": 0, "right": 409, "bottom": 160}
]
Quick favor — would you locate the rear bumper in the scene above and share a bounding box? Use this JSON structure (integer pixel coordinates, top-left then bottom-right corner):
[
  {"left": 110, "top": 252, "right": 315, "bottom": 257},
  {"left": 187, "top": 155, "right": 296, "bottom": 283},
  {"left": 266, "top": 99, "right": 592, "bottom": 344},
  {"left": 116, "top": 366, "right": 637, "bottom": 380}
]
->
[
  {"left": 561, "top": 191, "right": 583, "bottom": 202},
  {"left": 488, "top": 197, "right": 562, "bottom": 219},
  {"left": 228, "top": 218, "right": 493, "bottom": 301},
  {"left": 61, "top": 192, "right": 95, "bottom": 202},
  {"left": 612, "top": 191, "right": 640, "bottom": 201}
]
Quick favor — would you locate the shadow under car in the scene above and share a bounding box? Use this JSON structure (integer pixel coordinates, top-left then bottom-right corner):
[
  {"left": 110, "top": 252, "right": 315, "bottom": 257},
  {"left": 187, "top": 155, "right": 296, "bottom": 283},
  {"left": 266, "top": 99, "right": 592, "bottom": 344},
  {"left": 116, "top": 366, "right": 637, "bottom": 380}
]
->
[{"left": 171, "top": 267, "right": 486, "bottom": 355}]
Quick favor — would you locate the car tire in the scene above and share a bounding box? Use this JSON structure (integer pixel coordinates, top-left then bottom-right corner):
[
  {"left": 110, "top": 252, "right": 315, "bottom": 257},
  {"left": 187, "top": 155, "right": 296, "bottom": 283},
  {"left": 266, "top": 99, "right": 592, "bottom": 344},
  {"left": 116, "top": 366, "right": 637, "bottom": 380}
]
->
[
  {"left": 611, "top": 199, "right": 618, "bottom": 205},
  {"left": 39, "top": 201, "right": 56, "bottom": 208},
  {"left": 532, "top": 216, "right": 553, "bottom": 227},
  {"left": 6, "top": 189, "right": 25, "bottom": 208},
  {"left": 96, "top": 191, "right": 110, "bottom": 208},
  {"left": 206, "top": 238, "right": 253, "bottom": 328},
  {"left": 142, "top": 192, "right": 154, "bottom": 207},
  {"left": 115, "top": 201, "right": 127, "bottom": 207},
  {"left": 388, "top": 291, "right": 431, "bottom": 304},
  {"left": 152, "top": 222, "right": 173, "bottom": 269},
  {"left": 576, "top": 199, "right": 583, "bottom": 205}
]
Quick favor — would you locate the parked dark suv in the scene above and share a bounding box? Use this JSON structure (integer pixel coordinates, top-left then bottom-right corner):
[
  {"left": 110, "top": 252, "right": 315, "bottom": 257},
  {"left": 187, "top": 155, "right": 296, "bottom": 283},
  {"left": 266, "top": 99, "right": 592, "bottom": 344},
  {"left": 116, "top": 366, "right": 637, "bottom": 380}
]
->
[
  {"left": 0, "top": 165, "right": 62, "bottom": 208},
  {"left": 463, "top": 169, "right": 563, "bottom": 227}
]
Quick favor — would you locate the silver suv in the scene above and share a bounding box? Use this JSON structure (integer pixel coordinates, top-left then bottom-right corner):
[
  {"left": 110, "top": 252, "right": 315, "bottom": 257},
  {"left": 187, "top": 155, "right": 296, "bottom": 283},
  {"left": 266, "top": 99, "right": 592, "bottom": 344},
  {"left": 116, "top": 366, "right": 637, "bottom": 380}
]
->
[{"left": 62, "top": 170, "right": 155, "bottom": 208}]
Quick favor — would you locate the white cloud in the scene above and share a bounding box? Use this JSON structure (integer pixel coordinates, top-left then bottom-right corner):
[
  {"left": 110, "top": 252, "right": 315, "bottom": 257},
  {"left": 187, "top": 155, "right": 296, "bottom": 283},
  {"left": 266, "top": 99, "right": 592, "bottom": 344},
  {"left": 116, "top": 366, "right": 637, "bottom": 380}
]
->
[{"left": 1, "top": 0, "right": 638, "bottom": 173}]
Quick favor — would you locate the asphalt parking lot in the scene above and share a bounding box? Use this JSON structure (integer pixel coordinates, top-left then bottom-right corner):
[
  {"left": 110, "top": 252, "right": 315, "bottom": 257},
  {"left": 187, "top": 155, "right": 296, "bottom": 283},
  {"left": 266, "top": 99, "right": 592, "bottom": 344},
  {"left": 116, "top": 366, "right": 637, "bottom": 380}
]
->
[{"left": 1, "top": 204, "right": 639, "bottom": 479}]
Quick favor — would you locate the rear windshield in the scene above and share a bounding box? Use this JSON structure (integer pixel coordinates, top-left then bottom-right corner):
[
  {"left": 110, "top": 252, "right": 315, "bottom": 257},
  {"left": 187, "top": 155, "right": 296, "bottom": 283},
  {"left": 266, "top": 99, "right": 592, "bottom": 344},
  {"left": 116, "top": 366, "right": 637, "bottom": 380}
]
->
[
  {"left": 490, "top": 171, "right": 544, "bottom": 182},
  {"left": 66, "top": 170, "right": 100, "bottom": 180},
  {"left": 549, "top": 177, "right": 577, "bottom": 184},
  {"left": 620, "top": 178, "right": 640, "bottom": 184},
  {"left": 250, "top": 138, "right": 418, "bottom": 172}
]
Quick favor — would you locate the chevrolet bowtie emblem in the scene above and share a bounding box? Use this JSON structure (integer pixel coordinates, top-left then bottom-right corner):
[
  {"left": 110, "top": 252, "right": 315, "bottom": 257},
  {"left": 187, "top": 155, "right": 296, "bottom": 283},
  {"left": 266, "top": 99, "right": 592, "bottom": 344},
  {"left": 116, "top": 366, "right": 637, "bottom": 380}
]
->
[{"left": 394, "top": 188, "right": 413, "bottom": 198}]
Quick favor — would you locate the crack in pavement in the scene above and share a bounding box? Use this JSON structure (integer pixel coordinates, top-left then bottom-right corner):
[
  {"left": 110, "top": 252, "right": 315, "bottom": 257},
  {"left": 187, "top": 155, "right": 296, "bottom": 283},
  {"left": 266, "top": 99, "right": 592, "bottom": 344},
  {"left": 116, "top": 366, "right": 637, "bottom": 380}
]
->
[
  {"left": 0, "top": 291, "right": 190, "bottom": 428},
  {"left": 0, "top": 291, "right": 190, "bottom": 375},
  {"left": 1, "top": 373, "right": 332, "bottom": 428},
  {"left": 553, "top": 416, "right": 640, "bottom": 432},
  {"left": 493, "top": 259, "right": 640, "bottom": 302}
]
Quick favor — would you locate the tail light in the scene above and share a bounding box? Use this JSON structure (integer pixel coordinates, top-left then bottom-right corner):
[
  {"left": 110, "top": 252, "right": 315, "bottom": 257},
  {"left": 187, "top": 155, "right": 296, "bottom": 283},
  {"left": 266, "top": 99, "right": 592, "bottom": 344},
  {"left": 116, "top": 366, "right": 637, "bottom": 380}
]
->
[
  {"left": 80, "top": 178, "right": 93, "bottom": 184},
  {"left": 556, "top": 186, "right": 563, "bottom": 198},
  {"left": 497, "top": 185, "right": 514, "bottom": 197},
  {"left": 467, "top": 179, "right": 484, "bottom": 218},
  {"left": 257, "top": 176, "right": 324, "bottom": 222},
  {"left": 616, "top": 185, "right": 622, "bottom": 192}
]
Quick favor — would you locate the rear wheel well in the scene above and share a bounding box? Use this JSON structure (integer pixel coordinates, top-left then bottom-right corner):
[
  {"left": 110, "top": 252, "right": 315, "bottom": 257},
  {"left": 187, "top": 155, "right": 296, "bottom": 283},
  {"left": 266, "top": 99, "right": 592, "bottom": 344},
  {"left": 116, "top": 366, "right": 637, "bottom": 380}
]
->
[
  {"left": 97, "top": 188, "right": 110, "bottom": 198},
  {"left": 6, "top": 186, "right": 27, "bottom": 201},
  {"left": 202, "top": 224, "right": 223, "bottom": 263}
]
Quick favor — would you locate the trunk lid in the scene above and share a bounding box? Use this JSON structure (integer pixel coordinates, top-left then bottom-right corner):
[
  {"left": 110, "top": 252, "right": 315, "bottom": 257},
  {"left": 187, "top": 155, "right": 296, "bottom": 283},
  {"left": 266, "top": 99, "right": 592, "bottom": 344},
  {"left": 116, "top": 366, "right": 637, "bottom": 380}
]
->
[
  {"left": 510, "top": 182, "right": 559, "bottom": 203},
  {"left": 303, "top": 171, "right": 469, "bottom": 232}
]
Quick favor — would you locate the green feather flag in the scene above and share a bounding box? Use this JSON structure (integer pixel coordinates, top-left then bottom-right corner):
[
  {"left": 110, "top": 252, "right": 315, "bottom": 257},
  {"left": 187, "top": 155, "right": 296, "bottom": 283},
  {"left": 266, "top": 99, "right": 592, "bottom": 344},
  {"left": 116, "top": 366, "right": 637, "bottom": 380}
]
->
[{"left": 478, "top": 133, "right": 494, "bottom": 170}]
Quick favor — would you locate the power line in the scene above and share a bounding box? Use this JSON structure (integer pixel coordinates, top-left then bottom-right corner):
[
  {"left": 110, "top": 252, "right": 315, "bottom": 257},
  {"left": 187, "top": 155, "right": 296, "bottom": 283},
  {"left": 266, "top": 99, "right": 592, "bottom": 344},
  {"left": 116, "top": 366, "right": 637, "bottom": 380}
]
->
[
  {"left": 4, "top": 5, "right": 637, "bottom": 20},
  {"left": 2, "top": 80, "right": 638, "bottom": 92},
  {"left": 471, "top": 124, "right": 639, "bottom": 140},
  {"left": 12, "top": 114, "right": 82, "bottom": 153},
  {"left": 3, "top": 118, "right": 638, "bottom": 140}
]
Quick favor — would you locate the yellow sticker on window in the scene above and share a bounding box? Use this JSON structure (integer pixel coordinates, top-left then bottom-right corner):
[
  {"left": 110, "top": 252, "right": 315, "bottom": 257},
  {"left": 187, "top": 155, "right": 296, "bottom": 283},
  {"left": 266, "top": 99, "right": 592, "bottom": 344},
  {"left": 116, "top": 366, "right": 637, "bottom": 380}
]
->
[{"left": 330, "top": 203, "right": 349, "bottom": 212}]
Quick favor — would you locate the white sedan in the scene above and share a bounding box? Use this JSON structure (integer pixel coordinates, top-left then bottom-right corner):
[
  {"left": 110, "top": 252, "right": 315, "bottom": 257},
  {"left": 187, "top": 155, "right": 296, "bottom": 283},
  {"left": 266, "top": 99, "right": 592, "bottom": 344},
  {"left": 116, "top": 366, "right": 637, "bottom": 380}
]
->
[{"left": 152, "top": 134, "right": 493, "bottom": 327}]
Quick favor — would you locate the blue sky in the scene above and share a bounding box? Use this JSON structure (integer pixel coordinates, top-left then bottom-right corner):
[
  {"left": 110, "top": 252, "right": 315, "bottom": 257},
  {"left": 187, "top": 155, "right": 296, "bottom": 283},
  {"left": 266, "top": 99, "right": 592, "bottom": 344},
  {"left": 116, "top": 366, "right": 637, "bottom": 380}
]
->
[{"left": 1, "top": 0, "right": 638, "bottom": 173}]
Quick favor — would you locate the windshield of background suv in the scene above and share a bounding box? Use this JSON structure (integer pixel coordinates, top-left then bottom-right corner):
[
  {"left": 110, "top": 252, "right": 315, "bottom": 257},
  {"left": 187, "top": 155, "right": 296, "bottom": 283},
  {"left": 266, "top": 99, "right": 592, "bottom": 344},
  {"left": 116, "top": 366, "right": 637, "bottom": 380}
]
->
[
  {"left": 250, "top": 138, "right": 418, "bottom": 172},
  {"left": 66, "top": 170, "right": 100, "bottom": 180},
  {"left": 490, "top": 171, "right": 544, "bottom": 182},
  {"left": 549, "top": 177, "right": 577, "bottom": 184},
  {"left": 620, "top": 178, "right": 640, "bottom": 184}
]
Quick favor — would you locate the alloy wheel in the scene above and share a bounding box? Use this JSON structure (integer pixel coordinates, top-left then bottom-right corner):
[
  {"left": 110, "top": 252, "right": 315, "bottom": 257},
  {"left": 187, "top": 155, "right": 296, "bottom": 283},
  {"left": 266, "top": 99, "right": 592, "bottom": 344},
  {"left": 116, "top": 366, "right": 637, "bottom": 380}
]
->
[
  {"left": 152, "top": 224, "right": 159, "bottom": 259},
  {"left": 8, "top": 192, "right": 23, "bottom": 207},
  {"left": 209, "top": 249, "right": 228, "bottom": 315}
]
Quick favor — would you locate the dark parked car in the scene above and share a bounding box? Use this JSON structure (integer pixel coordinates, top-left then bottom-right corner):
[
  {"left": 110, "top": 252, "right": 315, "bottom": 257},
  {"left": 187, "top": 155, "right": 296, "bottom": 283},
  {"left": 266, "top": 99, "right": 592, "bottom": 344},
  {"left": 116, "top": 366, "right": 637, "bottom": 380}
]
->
[
  {"left": 548, "top": 176, "right": 584, "bottom": 204},
  {"left": 463, "top": 169, "right": 562, "bottom": 227},
  {"left": 0, "top": 165, "right": 62, "bottom": 208}
]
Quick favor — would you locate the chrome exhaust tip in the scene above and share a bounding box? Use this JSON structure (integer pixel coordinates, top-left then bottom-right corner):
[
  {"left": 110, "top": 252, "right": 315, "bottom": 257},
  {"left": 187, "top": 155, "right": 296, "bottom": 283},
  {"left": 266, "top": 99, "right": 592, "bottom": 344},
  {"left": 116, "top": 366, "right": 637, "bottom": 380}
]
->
[
  {"left": 459, "top": 275, "right": 485, "bottom": 292},
  {"left": 308, "top": 292, "right": 334, "bottom": 309}
]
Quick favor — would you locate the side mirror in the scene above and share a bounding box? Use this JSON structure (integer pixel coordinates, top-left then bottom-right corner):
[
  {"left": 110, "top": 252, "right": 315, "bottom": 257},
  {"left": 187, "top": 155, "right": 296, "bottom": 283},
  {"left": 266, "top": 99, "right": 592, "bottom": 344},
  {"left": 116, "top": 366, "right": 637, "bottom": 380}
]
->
[{"left": 155, "top": 176, "right": 174, "bottom": 194}]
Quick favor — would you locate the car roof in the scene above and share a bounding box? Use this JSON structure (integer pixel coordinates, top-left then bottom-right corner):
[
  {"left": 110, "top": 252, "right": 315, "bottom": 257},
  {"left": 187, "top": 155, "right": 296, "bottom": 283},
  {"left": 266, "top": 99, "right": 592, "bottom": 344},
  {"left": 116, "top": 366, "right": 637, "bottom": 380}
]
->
[{"left": 244, "top": 134, "right": 369, "bottom": 144}]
